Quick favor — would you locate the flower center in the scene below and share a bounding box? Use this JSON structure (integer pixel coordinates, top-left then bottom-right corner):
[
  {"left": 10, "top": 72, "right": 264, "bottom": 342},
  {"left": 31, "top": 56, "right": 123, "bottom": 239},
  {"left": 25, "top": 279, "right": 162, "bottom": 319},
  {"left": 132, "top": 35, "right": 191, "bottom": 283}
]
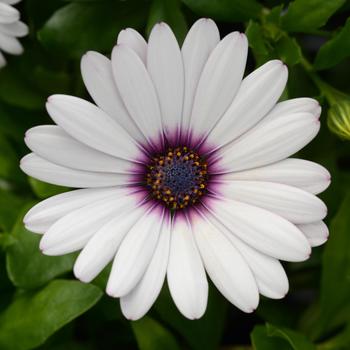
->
[{"left": 145, "top": 146, "right": 209, "bottom": 210}]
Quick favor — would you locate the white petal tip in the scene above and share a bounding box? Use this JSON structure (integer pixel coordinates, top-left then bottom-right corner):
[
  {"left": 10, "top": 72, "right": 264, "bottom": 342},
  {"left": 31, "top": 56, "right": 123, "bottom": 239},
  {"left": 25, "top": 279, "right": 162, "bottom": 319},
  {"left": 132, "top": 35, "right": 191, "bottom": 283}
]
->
[
  {"left": 74, "top": 273, "right": 92, "bottom": 284},
  {"left": 73, "top": 265, "right": 92, "bottom": 283},
  {"left": 40, "top": 238, "right": 56, "bottom": 255},
  {"left": 120, "top": 306, "right": 145, "bottom": 321},
  {"left": 178, "top": 306, "right": 206, "bottom": 320},
  {"left": 201, "top": 17, "right": 214, "bottom": 23},
  {"left": 41, "top": 244, "right": 65, "bottom": 256},
  {"left": 24, "top": 223, "right": 43, "bottom": 234},
  {"left": 124, "top": 314, "right": 140, "bottom": 321},
  {"left": 314, "top": 105, "right": 322, "bottom": 119},
  {"left": 184, "top": 313, "right": 204, "bottom": 320},
  {"left": 106, "top": 285, "right": 123, "bottom": 299}
]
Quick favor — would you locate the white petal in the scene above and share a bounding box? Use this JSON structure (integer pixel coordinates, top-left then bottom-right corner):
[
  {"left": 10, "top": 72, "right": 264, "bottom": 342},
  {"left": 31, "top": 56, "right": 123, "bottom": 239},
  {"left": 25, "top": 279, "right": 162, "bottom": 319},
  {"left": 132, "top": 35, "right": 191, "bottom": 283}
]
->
[
  {"left": 112, "top": 45, "right": 163, "bottom": 148},
  {"left": 106, "top": 206, "right": 163, "bottom": 297},
  {"left": 0, "top": 32, "right": 22, "bottom": 55},
  {"left": 1, "top": 0, "right": 21, "bottom": 5},
  {"left": 24, "top": 187, "right": 121, "bottom": 234},
  {"left": 20, "top": 154, "right": 133, "bottom": 188},
  {"left": 207, "top": 213, "right": 289, "bottom": 299},
  {"left": 217, "top": 112, "right": 320, "bottom": 172},
  {"left": 190, "top": 32, "right": 248, "bottom": 140},
  {"left": 208, "top": 198, "right": 311, "bottom": 262},
  {"left": 207, "top": 60, "right": 288, "bottom": 147},
  {"left": 0, "top": 3, "right": 19, "bottom": 24},
  {"left": 192, "top": 210, "right": 259, "bottom": 312},
  {"left": 117, "top": 28, "right": 147, "bottom": 63},
  {"left": 25, "top": 125, "right": 135, "bottom": 174},
  {"left": 0, "top": 51, "right": 6, "bottom": 68},
  {"left": 181, "top": 18, "right": 220, "bottom": 131},
  {"left": 219, "top": 158, "right": 331, "bottom": 195},
  {"left": 0, "top": 21, "right": 28, "bottom": 37},
  {"left": 46, "top": 95, "right": 140, "bottom": 160},
  {"left": 227, "top": 235, "right": 288, "bottom": 299},
  {"left": 147, "top": 23, "right": 184, "bottom": 139},
  {"left": 74, "top": 207, "right": 144, "bottom": 283},
  {"left": 264, "top": 97, "right": 321, "bottom": 122},
  {"left": 120, "top": 215, "right": 171, "bottom": 320},
  {"left": 167, "top": 215, "right": 208, "bottom": 319},
  {"left": 298, "top": 221, "right": 329, "bottom": 247},
  {"left": 40, "top": 192, "right": 137, "bottom": 255},
  {"left": 218, "top": 181, "right": 327, "bottom": 224},
  {"left": 80, "top": 51, "right": 144, "bottom": 142}
]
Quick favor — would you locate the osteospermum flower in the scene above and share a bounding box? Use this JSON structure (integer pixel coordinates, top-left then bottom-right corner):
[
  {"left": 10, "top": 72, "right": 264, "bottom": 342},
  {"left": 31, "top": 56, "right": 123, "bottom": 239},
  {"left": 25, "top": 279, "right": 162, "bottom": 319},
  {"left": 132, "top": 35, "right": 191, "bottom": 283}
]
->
[
  {"left": 0, "top": 0, "right": 28, "bottom": 68},
  {"left": 21, "top": 19, "right": 330, "bottom": 320}
]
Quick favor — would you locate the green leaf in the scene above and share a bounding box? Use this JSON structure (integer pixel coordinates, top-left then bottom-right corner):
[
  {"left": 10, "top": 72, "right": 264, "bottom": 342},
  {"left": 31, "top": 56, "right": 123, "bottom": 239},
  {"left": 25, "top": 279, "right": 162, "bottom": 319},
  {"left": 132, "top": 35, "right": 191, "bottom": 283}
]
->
[
  {"left": 317, "top": 323, "right": 350, "bottom": 350},
  {"left": 245, "top": 21, "right": 271, "bottom": 66},
  {"left": 318, "top": 194, "right": 350, "bottom": 333},
  {"left": 245, "top": 21, "right": 302, "bottom": 67},
  {"left": 256, "top": 299, "right": 300, "bottom": 329},
  {"left": 250, "top": 324, "right": 316, "bottom": 350},
  {"left": 281, "top": 0, "right": 346, "bottom": 32},
  {"left": 246, "top": 21, "right": 269, "bottom": 56},
  {"left": 0, "top": 136, "right": 19, "bottom": 182},
  {"left": 6, "top": 205, "right": 76, "bottom": 289},
  {"left": 266, "top": 324, "right": 316, "bottom": 350},
  {"left": 0, "top": 190, "right": 27, "bottom": 232},
  {"left": 38, "top": 1, "right": 148, "bottom": 59},
  {"left": 0, "top": 66, "right": 44, "bottom": 110},
  {"left": 147, "top": 0, "right": 187, "bottom": 44},
  {"left": 131, "top": 316, "right": 181, "bottom": 350},
  {"left": 29, "top": 178, "right": 69, "bottom": 199},
  {"left": 250, "top": 325, "right": 290, "bottom": 350},
  {"left": 315, "top": 17, "right": 350, "bottom": 70},
  {"left": 155, "top": 285, "right": 227, "bottom": 350},
  {"left": 275, "top": 35, "right": 302, "bottom": 66},
  {"left": 182, "top": 0, "right": 263, "bottom": 22},
  {"left": 0, "top": 279, "right": 102, "bottom": 350}
]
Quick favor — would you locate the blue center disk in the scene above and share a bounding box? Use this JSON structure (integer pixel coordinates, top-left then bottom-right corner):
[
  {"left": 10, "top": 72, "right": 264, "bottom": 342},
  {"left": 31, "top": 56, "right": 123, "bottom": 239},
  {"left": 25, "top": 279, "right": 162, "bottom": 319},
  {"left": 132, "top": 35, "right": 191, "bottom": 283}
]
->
[
  {"left": 145, "top": 146, "right": 208, "bottom": 210},
  {"left": 162, "top": 159, "right": 198, "bottom": 195}
]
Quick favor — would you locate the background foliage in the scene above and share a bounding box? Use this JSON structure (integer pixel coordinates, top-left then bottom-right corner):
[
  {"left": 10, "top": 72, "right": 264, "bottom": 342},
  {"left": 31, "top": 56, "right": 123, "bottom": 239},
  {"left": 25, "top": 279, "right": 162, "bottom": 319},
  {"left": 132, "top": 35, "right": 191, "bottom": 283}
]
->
[{"left": 0, "top": 0, "right": 350, "bottom": 349}]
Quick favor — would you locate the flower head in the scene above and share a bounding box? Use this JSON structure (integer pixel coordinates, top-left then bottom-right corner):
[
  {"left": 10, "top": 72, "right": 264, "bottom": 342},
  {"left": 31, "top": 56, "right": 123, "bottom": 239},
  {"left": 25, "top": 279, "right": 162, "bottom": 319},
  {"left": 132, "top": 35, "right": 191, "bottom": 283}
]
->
[
  {"left": 0, "top": 0, "right": 28, "bottom": 68},
  {"left": 21, "top": 19, "right": 330, "bottom": 320},
  {"left": 327, "top": 100, "right": 350, "bottom": 140}
]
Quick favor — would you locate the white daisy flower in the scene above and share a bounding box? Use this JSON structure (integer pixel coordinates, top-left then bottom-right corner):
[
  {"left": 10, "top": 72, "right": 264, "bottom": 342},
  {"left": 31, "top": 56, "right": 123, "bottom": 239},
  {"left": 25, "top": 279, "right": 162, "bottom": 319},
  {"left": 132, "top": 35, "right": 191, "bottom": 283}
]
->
[
  {"left": 21, "top": 19, "right": 330, "bottom": 320},
  {"left": 0, "top": 0, "right": 28, "bottom": 68}
]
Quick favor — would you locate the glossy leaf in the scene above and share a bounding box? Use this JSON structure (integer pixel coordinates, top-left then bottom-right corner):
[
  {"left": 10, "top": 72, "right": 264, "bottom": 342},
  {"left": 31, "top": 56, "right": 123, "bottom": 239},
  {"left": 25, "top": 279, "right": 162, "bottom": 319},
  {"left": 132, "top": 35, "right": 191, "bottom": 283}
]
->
[
  {"left": 275, "top": 35, "right": 302, "bottom": 66},
  {"left": 315, "top": 17, "right": 350, "bottom": 70},
  {"left": 29, "top": 178, "right": 69, "bottom": 199},
  {"left": 281, "top": 0, "right": 346, "bottom": 32},
  {"left": 0, "top": 280, "right": 102, "bottom": 350},
  {"left": 0, "top": 136, "right": 18, "bottom": 182},
  {"left": 38, "top": 1, "right": 148, "bottom": 58},
  {"left": 251, "top": 324, "right": 316, "bottom": 350},
  {"left": 266, "top": 324, "right": 316, "bottom": 349},
  {"left": 6, "top": 205, "right": 76, "bottom": 289},
  {"left": 147, "top": 0, "right": 187, "bottom": 44},
  {"left": 251, "top": 325, "right": 289, "bottom": 350},
  {"left": 131, "top": 316, "right": 181, "bottom": 350},
  {"left": 0, "top": 190, "right": 27, "bottom": 232},
  {"left": 182, "top": 0, "right": 263, "bottom": 22},
  {"left": 154, "top": 285, "right": 227, "bottom": 350},
  {"left": 0, "top": 67, "right": 44, "bottom": 110},
  {"left": 245, "top": 21, "right": 271, "bottom": 66},
  {"left": 318, "top": 194, "right": 350, "bottom": 332}
]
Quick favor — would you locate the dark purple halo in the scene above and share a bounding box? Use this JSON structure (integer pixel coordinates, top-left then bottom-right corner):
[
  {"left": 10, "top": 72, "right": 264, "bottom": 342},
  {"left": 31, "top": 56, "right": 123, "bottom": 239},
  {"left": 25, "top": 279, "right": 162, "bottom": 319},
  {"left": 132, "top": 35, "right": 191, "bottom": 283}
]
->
[{"left": 126, "top": 129, "right": 225, "bottom": 219}]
